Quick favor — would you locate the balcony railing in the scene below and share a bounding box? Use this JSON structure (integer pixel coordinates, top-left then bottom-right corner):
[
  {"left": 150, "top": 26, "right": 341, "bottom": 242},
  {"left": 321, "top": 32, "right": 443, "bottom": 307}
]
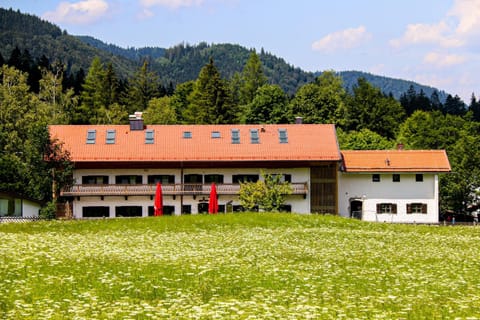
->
[{"left": 61, "top": 183, "right": 308, "bottom": 197}]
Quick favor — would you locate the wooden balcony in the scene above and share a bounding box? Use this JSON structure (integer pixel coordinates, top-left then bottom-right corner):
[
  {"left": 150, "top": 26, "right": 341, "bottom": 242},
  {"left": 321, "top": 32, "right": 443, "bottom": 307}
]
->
[{"left": 60, "top": 183, "right": 308, "bottom": 197}]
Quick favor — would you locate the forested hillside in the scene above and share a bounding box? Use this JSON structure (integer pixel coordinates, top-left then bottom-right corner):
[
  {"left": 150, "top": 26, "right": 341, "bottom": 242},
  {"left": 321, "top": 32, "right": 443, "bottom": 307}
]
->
[{"left": 0, "top": 8, "right": 136, "bottom": 76}]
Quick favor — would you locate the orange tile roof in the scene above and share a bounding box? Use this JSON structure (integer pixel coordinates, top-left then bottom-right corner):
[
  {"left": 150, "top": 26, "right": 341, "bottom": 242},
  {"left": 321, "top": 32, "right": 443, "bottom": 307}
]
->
[
  {"left": 49, "top": 124, "right": 341, "bottom": 163},
  {"left": 341, "top": 150, "right": 451, "bottom": 172}
]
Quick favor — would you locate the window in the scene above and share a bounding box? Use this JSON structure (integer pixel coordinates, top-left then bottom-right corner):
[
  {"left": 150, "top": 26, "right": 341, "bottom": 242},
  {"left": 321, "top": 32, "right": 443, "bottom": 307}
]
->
[
  {"left": 278, "top": 129, "right": 288, "bottom": 143},
  {"left": 82, "top": 176, "right": 109, "bottom": 184},
  {"left": 0, "top": 196, "right": 21, "bottom": 216},
  {"left": 211, "top": 131, "right": 221, "bottom": 139},
  {"left": 115, "top": 206, "right": 142, "bottom": 217},
  {"left": 182, "top": 205, "right": 192, "bottom": 214},
  {"left": 231, "top": 129, "right": 240, "bottom": 144},
  {"left": 184, "top": 174, "right": 202, "bottom": 192},
  {"left": 392, "top": 174, "right": 400, "bottom": 182},
  {"left": 148, "top": 206, "right": 175, "bottom": 216},
  {"left": 416, "top": 174, "right": 424, "bottom": 182},
  {"left": 83, "top": 206, "right": 109, "bottom": 218},
  {"left": 271, "top": 174, "right": 292, "bottom": 183},
  {"left": 376, "top": 203, "right": 397, "bottom": 214},
  {"left": 148, "top": 175, "right": 175, "bottom": 184},
  {"left": 232, "top": 174, "right": 259, "bottom": 183},
  {"left": 204, "top": 174, "right": 224, "bottom": 184},
  {"left": 372, "top": 174, "right": 380, "bottom": 182},
  {"left": 115, "top": 175, "right": 142, "bottom": 184},
  {"left": 407, "top": 203, "right": 427, "bottom": 214},
  {"left": 183, "top": 131, "right": 192, "bottom": 139},
  {"left": 106, "top": 129, "right": 116, "bottom": 144},
  {"left": 250, "top": 129, "right": 259, "bottom": 144},
  {"left": 279, "top": 204, "right": 292, "bottom": 212},
  {"left": 86, "top": 129, "right": 96, "bottom": 144},
  {"left": 145, "top": 129, "right": 154, "bottom": 144}
]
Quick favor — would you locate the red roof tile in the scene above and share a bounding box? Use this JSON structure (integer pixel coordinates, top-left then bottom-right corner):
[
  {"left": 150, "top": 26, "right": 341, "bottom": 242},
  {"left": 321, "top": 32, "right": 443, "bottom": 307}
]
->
[
  {"left": 49, "top": 124, "right": 341, "bottom": 163},
  {"left": 341, "top": 150, "right": 451, "bottom": 172}
]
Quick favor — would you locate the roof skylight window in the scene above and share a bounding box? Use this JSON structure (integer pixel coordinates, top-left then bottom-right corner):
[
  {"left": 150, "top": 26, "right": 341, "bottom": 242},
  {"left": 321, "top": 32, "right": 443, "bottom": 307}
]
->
[
  {"left": 183, "top": 131, "right": 192, "bottom": 139},
  {"left": 86, "top": 129, "right": 96, "bottom": 144},
  {"left": 145, "top": 129, "right": 154, "bottom": 144},
  {"left": 231, "top": 129, "right": 240, "bottom": 144},
  {"left": 211, "top": 131, "right": 221, "bottom": 138},
  {"left": 278, "top": 128, "right": 288, "bottom": 143},
  {"left": 106, "top": 129, "right": 116, "bottom": 144},
  {"left": 250, "top": 129, "right": 259, "bottom": 144}
]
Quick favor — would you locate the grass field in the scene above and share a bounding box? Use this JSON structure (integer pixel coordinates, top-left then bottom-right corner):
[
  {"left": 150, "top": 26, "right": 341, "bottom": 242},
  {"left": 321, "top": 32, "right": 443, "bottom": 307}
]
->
[{"left": 1, "top": 213, "right": 480, "bottom": 319}]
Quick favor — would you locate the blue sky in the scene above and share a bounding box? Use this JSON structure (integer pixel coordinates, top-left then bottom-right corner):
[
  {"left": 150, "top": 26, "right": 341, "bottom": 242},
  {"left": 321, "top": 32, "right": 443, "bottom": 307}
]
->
[{"left": 2, "top": 0, "right": 480, "bottom": 102}]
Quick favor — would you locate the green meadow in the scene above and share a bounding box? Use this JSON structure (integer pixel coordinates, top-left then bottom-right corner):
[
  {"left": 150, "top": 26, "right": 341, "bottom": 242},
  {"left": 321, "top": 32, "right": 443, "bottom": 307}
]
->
[{"left": 1, "top": 213, "right": 480, "bottom": 319}]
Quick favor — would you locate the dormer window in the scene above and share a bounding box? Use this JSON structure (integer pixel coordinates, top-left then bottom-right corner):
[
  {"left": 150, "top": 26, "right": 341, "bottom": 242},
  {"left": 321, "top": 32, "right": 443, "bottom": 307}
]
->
[
  {"left": 250, "top": 129, "right": 259, "bottom": 144},
  {"left": 86, "top": 129, "right": 96, "bottom": 144},
  {"left": 145, "top": 129, "right": 154, "bottom": 144},
  {"left": 106, "top": 129, "right": 116, "bottom": 144}
]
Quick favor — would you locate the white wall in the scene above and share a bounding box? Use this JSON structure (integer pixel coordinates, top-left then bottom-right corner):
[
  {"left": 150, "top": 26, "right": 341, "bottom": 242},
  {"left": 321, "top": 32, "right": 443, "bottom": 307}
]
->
[
  {"left": 22, "top": 200, "right": 40, "bottom": 217},
  {"left": 72, "top": 167, "right": 311, "bottom": 218},
  {"left": 338, "top": 172, "right": 439, "bottom": 223}
]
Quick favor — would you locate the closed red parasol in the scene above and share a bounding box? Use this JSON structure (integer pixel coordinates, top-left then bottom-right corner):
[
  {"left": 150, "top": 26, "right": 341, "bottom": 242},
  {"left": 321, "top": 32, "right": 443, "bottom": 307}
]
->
[
  {"left": 208, "top": 183, "right": 218, "bottom": 214},
  {"left": 154, "top": 182, "right": 163, "bottom": 216}
]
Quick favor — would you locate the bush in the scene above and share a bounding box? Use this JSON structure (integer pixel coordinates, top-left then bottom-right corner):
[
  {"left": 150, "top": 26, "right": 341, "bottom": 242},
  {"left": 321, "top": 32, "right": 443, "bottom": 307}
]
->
[{"left": 39, "top": 200, "right": 57, "bottom": 219}]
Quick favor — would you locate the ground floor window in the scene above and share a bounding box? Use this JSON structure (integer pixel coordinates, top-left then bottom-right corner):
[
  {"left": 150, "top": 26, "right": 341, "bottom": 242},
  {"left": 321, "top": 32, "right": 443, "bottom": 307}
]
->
[
  {"left": 182, "top": 205, "right": 191, "bottom": 214},
  {"left": 0, "top": 196, "right": 21, "bottom": 216},
  {"left": 279, "top": 204, "right": 292, "bottom": 212},
  {"left": 116, "top": 206, "right": 142, "bottom": 217},
  {"left": 376, "top": 203, "right": 397, "bottom": 214},
  {"left": 407, "top": 203, "right": 427, "bottom": 214},
  {"left": 83, "top": 206, "right": 109, "bottom": 218},
  {"left": 148, "top": 205, "right": 175, "bottom": 216},
  {"left": 198, "top": 202, "right": 209, "bottom": 214}
]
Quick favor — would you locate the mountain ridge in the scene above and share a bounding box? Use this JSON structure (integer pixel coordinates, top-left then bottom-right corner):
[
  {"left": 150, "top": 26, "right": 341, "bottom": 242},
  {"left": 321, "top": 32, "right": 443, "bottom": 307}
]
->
[{"left": 0, "top": 7, "right": 449, "bottom": 100}]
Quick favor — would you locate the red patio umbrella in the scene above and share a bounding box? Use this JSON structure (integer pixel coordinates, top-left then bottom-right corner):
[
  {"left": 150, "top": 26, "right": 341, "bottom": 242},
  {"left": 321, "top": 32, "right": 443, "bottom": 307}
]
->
[
  {"left": 208, "top": 183, "right": 218, "bottom": 214},
  {"left": 154, "top": 182, "right": 163, "bottom": 216}
]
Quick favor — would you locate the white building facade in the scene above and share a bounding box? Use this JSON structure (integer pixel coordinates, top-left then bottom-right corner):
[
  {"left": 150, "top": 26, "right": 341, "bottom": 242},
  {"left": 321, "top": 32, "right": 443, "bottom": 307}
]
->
[{"left": 338, "top": 150, "right": 450, "bottom": 223}]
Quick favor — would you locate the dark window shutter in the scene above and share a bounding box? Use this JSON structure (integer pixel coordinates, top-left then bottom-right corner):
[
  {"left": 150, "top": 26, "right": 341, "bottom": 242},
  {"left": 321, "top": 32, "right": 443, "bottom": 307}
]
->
[
  {"left": 406, "top": 204, "right": 412, "bottom": 214},
  {"left": 422, "top": 204, "right": 427, "bottom": 214},
  {"left": 376, "top": 203, "right": 381, "bottom": 213},
  {"left": 392, "top": 204, "right": 397, "bottom": 214}
]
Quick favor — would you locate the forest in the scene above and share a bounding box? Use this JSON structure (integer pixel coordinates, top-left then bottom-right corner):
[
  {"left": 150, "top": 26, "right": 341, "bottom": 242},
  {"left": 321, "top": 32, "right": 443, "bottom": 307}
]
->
[{"left": 1, "top": 46, "right": 479, "bottom": 216}]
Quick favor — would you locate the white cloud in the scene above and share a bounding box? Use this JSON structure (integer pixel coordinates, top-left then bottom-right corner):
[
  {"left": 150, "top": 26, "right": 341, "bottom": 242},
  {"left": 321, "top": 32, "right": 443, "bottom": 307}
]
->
[
  {"left": 390, "top": 21, "right": 463, "bottom": 48},
  {"left": 391, "top": 0, "right": 480, "bottom": 49},
  {"left": 449, "top": 0, "right": 480, "bottom": 36},
  {"left": 312, "top": 26, "right": 372, "bottom": 53},
  {"left": 43, "top": 0, "right": 109, "bottom": 24},
  {"left": 140, "top": 0, "right": 204, "bottom": 9},
  {"left": 423, "top": 52, "right": 467, "bottom": 67}
]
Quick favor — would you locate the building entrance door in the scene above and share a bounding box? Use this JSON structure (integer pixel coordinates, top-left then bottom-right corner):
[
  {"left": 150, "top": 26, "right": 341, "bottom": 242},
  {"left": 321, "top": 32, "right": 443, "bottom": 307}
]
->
[{"left": 350, "top": 200, "right": 363, "bottom": 219}]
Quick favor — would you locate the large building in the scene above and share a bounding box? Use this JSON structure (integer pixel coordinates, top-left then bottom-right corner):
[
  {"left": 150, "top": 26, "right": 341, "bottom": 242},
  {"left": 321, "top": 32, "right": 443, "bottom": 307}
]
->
[{"left": 49, "top": 115, "right": 450, "bottom": 222}]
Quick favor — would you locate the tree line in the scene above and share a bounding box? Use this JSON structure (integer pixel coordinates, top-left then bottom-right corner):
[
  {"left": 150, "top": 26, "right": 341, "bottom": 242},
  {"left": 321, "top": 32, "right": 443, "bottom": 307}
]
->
[{"left": 0, "top": 48, "right": 479, "bottom": 214}]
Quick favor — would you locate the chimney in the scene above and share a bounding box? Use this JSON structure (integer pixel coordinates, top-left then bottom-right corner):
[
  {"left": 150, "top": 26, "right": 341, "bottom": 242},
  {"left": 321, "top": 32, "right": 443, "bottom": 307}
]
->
[
  {"left": 295, "top": 116, "right": 303, "bottom": 124},
  {"left": 129, "top": 112, "right": 144, "bottom": 131},
  {"left": 397, "top": 143, "right": 404, "bottom": 150}
]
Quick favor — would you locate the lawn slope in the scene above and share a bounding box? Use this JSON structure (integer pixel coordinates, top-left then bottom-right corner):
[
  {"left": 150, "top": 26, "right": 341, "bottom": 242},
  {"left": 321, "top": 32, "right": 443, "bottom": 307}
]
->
[{"left": 1, "top": 214, "right": 479, "bottom": 319}]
